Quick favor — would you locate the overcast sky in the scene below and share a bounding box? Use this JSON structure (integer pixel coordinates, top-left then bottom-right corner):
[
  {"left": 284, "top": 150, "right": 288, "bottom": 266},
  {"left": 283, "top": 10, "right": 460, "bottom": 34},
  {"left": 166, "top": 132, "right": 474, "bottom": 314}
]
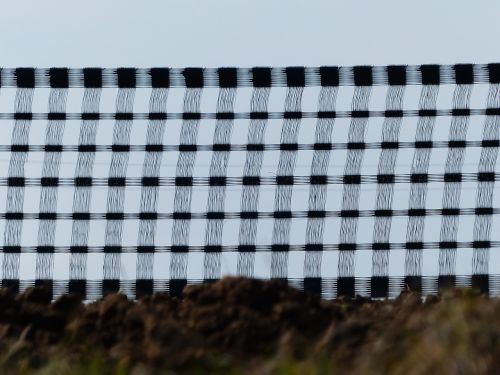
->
[{"left": 1, "top": 0, "right": 500, "bottom": 67}]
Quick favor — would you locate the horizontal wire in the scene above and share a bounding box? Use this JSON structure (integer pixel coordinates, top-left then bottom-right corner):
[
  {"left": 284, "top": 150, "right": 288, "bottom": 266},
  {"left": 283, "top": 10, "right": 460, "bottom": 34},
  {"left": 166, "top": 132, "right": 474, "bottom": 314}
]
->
[
  {"left": 0, "top": 207, "right": 495, "bottom": 220},
  {"left": 0, "top": 173, "right": 496, "bottom": 186},
  {"left": 0, "top": 108, "right": 498, "bottom": 120},
  {"left": 0, "top": 140, "right": 496, "bottom": 153},
  {"left": 0, "top": 64, "right": 493, "bottom": 87},
  {"left": 0, "top": 241, "right": 499, "bottom": 253}
]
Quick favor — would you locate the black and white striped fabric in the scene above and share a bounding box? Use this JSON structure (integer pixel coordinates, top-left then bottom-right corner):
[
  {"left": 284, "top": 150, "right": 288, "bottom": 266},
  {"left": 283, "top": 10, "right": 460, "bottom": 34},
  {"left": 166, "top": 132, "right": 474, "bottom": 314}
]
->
[{"left": 0, "top": 64, "right": 500, "bottom": 300}]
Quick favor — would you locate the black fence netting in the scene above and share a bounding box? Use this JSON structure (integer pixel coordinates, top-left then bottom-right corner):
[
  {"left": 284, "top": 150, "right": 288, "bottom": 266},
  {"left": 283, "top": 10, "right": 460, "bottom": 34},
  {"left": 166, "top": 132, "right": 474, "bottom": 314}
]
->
[{"left": 0, "top": 64, "right": 499, "bottom": 299}]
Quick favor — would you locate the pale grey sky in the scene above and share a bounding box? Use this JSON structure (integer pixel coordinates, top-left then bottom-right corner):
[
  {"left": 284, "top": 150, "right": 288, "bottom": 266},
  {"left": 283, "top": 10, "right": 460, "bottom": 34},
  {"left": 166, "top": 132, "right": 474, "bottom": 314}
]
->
[{"left": 1, "top": 0, "right": 500, "bottom": 67}]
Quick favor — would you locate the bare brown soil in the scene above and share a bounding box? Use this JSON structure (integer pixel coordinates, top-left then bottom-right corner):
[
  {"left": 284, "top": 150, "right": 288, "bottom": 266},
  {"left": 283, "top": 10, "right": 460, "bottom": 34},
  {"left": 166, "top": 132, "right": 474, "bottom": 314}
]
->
[{"left": 0, "top": 277, "right": 498, "bottom": 374}]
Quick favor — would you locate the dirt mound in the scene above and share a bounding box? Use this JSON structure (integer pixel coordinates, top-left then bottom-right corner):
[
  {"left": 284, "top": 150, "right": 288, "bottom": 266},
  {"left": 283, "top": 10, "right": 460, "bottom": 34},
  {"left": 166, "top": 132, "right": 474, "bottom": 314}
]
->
[
  {"left": 62, "top": 278, "right": 337, "bottom": 365},
  {"left": 179, "top": 278, "right": 334, "bottom": 353},
  {"left": 0, "top": 278, "right": 338, "bottom": 368},
  {"left": 0, "top": 277, "right": 498, "bottom": 374}
]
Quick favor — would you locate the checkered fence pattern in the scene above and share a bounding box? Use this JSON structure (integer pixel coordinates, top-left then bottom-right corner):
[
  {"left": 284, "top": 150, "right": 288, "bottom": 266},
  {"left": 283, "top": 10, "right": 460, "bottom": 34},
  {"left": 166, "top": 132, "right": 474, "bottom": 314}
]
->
[{"left": 0, "top": 64, "right": 500, "bottom": 300}]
